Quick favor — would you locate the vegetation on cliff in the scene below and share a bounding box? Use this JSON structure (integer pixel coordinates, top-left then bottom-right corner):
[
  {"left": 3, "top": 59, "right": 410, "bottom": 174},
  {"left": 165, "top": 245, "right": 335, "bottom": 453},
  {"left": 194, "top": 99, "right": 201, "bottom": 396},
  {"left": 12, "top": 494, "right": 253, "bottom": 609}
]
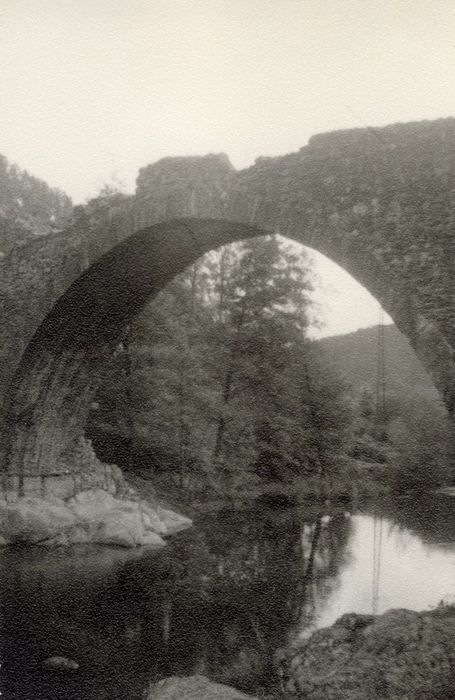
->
[{"left": 0, "top": 153, "right": 72, "bottom": 256}]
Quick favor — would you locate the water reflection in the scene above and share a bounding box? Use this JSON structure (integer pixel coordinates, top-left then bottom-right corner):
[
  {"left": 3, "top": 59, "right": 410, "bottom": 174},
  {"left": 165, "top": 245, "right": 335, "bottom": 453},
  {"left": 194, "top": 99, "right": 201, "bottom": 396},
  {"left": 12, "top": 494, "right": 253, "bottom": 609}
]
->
[
  {"left": 1, "top": 498, "right": 455, "bottom": 699},
  {"left": 294, "top": 502, "right": 455, "bottom": 638},
  {"left": 292, "top": 511, "right": 352, "bottom": 641},
  {"left": 115, "top": 508, "right": 321, "bottom": 691},
  {"left": 381, "top": 493, "right": 455, "bottom": 548}
]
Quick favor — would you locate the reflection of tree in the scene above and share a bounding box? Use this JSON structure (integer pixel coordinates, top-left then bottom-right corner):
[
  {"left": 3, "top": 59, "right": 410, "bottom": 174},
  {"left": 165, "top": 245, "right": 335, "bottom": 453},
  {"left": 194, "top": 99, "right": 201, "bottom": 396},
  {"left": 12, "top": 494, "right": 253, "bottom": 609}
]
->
[
  {"left": 376, "top": 495, "right": 455, "bottom": 548},
  {"left": 303, "top": 516, "right": 322, "bottom": 580},
  {"left": 115, "top": 509, "right": 307, "bottom": 690},
  {"left": 116, "top": 507, "right": 351, "bottom": 692},
  {"left": 292, "top": 512, "right": 352, "bottom": 640}
]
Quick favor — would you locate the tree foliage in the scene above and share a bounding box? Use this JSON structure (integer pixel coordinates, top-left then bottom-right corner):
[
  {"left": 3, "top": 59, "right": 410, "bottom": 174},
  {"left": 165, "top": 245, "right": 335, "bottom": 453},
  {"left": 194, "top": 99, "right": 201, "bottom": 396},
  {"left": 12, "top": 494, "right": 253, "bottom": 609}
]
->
[
  {"left": 387, "top": 396, "right": 455, "bottom": 494},
  {"left": 89, "top": 233, "right": 353, "bottom": 499},
  {"left": 0, "top": 154, "right": 72, "bottom": 255}
]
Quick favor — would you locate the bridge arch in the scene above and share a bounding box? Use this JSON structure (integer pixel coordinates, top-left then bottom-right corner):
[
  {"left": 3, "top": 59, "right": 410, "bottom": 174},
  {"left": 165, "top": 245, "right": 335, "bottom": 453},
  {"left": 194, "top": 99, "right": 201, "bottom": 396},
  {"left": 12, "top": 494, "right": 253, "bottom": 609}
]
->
[
  {"left": 2, "top": 219, "right": 266, "bottom": 495},
  {"left": 1, "top": 215, "right": 445, "bottom": 498},
  {"left": 4, "top": 118, "right": 455, "bottom": 498}
]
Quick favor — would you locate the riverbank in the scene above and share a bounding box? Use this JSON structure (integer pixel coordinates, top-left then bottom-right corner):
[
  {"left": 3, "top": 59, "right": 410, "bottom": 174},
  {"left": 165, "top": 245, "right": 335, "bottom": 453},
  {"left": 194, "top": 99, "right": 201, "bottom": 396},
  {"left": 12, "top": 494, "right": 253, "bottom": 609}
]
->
[
  {"left": 138, "top": 456, "right": 391, "bottom": 515},
  {"left": 142, "top": 605, "right": 455, "bottom": 700},
  {"left": 0, "top": 457, "right": 382, "bottom": 547},
  {"left": 278, "top": 605, "right": 455, "bottom": 700},
  {"left": 150, "top": 605, "right": 455, "bottom": 700}
]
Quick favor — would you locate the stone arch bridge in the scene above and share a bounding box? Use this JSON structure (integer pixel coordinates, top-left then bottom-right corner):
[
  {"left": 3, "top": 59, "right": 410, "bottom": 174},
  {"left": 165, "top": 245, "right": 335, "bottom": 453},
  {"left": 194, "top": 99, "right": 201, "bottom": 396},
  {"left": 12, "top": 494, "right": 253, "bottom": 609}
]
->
[{"left": 2, "top": 117, "right": 455, "bottom": 499}]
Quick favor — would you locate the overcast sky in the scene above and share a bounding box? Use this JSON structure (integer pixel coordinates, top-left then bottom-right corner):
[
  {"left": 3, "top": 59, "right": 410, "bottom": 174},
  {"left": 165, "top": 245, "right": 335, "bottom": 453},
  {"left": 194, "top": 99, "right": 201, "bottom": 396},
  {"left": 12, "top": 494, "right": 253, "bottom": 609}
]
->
[{"left": 1, "top": 0, "right": 453, "bottom": 335}]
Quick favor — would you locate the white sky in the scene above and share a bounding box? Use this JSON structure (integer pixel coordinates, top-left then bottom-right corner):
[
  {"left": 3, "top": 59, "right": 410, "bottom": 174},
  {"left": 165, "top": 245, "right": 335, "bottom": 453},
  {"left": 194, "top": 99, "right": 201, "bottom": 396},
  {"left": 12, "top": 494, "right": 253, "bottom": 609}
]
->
[
  {"left": 1, "top": 0, "right": 453, "bottom": 336},
  {"left": 305, "top": 249, "right": 391, "bottom": 338}
]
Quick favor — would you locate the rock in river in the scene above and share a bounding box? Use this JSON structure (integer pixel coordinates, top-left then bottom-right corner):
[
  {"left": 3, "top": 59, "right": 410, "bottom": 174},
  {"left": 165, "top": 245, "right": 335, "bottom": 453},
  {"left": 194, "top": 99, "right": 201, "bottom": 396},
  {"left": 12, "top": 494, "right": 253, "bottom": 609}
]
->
[
  {"left": 146, "top": 675, "right": 257, "bottom": 699},
  {"left": 280, "top": 606, "right": 455, "bottom": 699}
]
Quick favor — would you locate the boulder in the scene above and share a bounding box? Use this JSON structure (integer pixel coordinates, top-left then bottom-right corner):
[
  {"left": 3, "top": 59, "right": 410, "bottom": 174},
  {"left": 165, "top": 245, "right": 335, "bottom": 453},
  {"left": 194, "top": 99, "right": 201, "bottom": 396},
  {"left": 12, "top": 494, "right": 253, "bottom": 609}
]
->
[
  {"left": 141, "top": 503, "right": 169, "bottom": 535},
  {"left": 142, "top": 530, "right": 167, "bottom": 547},
  {"left": 281, "top": 607, "right": 455, "bottom": 700},
  {"left": 145, "top": 675, "right": 256, "bottom": 699},
  {"left": 155, "top": 506, "right": 192, "bottom": 534},
  {"left": 0, "top": 487, "right": 191, "bottom": 548},
  {"left": 0, "top": 497, "right": 76, "bottom": 544},
  {"left": 39, "top": 521, "right": 94, "bottom": 547},
  {"left": 67, "top": 488, "right": 118, "bottom": 520},
  {"left": 94, "top": 509, "right": 144, "bottom": 547}
]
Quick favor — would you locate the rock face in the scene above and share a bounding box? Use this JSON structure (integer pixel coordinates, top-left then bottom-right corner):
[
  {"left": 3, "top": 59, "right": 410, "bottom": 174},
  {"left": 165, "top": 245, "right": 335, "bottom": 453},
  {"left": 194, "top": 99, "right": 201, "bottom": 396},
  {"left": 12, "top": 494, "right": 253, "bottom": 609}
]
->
[
  {"left": 145, "top": 675, "right": 256, "bottom": 700},
  {"left": 0, "top": 436, "right": 126, "bottom": 503},
  {"left": 0, "top": 488, "right": 191, "bottom": 547},
  {"left": 281, "top": 608, "right": 455, "bottom": 700}
]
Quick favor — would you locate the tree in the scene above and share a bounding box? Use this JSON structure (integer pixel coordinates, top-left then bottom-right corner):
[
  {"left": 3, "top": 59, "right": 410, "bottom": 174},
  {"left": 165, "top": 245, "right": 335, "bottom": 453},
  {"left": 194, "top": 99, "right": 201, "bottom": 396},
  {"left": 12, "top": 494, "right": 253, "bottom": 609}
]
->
[
  {"left": 89, "top": 230, "right": 355, "bottom": 501},
  {"left": 0, "top": 153, "right": 72, "bottom": 255},
  {"left": 203, "top": 236, "right": 313, "bottom": 489},
  {"left": 387, "top": 396, "right": 455, "bottom": 494}
]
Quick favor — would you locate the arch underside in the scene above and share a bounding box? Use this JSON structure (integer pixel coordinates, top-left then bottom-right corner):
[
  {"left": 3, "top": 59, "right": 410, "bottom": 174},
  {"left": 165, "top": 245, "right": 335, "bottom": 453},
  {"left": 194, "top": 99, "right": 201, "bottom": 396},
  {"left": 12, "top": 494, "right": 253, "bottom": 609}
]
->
[
  {"left": 2, "top": 213, "right": 455, "bottom": 499},
  {"left": 2, "top": 219, "right": 268, "bottom": 496}
]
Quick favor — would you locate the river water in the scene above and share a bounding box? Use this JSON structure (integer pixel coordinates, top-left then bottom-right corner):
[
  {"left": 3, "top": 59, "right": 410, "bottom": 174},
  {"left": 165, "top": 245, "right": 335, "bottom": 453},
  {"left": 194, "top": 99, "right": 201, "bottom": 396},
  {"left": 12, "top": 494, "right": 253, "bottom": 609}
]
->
[{"left": 1, "top": 495, "right": 455, "bottom": 699}]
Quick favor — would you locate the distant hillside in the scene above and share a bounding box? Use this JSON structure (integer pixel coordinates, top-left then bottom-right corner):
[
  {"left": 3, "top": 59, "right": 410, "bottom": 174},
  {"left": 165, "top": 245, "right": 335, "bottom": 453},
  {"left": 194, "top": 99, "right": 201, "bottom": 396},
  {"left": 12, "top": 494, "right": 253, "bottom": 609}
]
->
[{"left": 317, "top": 324, "right": 438, "bottom": 401}]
